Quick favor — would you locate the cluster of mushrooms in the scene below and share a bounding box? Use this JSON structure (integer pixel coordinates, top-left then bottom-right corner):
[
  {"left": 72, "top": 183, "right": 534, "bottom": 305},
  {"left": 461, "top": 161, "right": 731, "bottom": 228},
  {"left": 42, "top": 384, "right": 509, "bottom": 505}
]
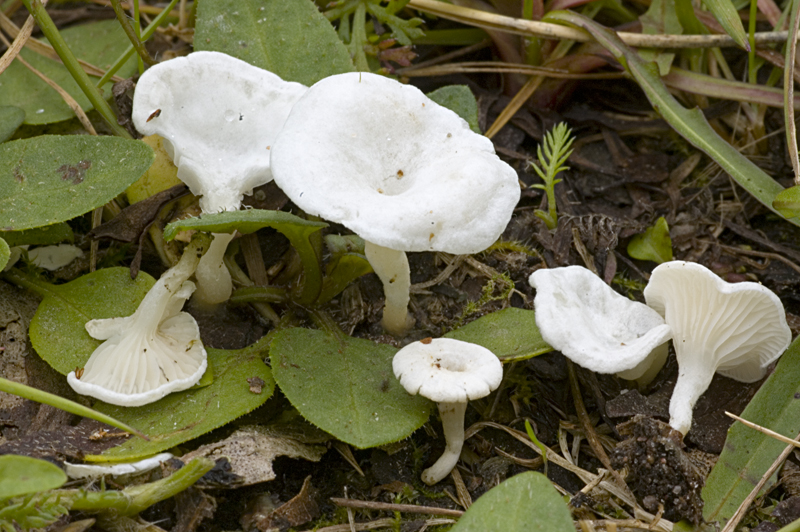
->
[{"left": 65, "top": 51, "right": 792, "bottom": 485}]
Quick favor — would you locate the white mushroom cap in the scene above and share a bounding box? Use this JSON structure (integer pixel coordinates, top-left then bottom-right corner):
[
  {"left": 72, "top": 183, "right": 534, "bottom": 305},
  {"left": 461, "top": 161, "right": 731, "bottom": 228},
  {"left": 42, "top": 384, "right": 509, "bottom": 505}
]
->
[
  {"left": 64, "top": 453, "right": 174, "bottom": 479},
  {"left": 529, "top": 266, "right": 672, "bottom": 375},
  {"left": 393, "top": 338, "right": 503, "bottom": 403},
  {"left": 28, "top": 244, "right": 84, "bottom": 270},
  {"left": 67, "top": 238, "right": 209, "bottom": 406},
  {"left": 132, "top": 51, "right": 307, "bottom": 213},
  {"left": 643, "top": 260, "right": 791, "bottom": 434},
  {"left": 271, "top": 72, "right": 520, "bottom": 254}
]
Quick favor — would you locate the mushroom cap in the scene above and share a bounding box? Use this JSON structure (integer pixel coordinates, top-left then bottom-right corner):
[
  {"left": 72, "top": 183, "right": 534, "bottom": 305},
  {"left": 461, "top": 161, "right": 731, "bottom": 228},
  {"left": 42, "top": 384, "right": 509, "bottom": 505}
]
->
[
  {"left": 28, "top": 244, "right": 84, "bottom": 271},
  {"left": 270, "top": 72, "right": 520, "bottom": 254},
  {"left": 393, "top": 338, "right": 503, "bottom": 403},
  {"left": 529, "top": 266, "right": 672, "bottom": 374},
  {"left": 132, "top": 51, "right": 307, "bottom": 213},
  {"left": 643, "top": 260, "right": 791, "bottom": 382}
]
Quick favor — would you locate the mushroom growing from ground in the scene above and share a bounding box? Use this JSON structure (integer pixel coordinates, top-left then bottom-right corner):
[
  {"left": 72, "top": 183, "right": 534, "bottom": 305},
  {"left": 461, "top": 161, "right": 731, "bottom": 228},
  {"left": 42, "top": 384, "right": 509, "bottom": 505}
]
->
[
  {"left": 643, "top": 261, "right": 791, "bottom": 435},
  {"left": 529, "top": 266, "right": 672, "bottom": 385},
  {"left": 393, "top": 338, "right": 503, "bottom": 484},
  {"left": 67, "top": 235, "right": 211, "bottom": 406},
  {"left": 132, "top": 51, "right": 307, "bottom": 304},
  {"left": 271, "top": 72, "right": 520, "bottom": 336}
]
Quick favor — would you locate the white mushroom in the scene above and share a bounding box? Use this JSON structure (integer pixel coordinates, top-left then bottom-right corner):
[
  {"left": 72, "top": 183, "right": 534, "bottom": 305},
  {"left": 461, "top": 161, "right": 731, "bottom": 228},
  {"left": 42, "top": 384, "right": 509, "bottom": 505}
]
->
[
  {"left": 393, "top": 338, "right": 503, "bottom": 484},
  {"left": 643, "top": 261, "right": 792, "bottom": 435},
  {"left": 28, "top": 244, "right": 84, "bottom": 271},
  {"left": 64, "top": 453, "right": 174, "bottom": 479},
  {"left": 271, "top": 72, "right": 520, "bottom": 336},
  {"left": 132, "top": 51, "right": 307, "bottom": 304},
  {"left": 529, "top": 266, "right": 672, "bottom": 384},
  {"left": 67, "top": 236, "right": 210, "bottom": 406}
]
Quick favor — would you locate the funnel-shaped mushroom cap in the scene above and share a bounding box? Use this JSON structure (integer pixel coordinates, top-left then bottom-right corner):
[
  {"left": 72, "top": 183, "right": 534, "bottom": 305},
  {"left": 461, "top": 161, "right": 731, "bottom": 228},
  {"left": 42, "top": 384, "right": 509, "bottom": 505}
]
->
[
  {"left": 132, "top": 51, "right": 307, "bottom": 213},
  {"left": 644, "top": 261, "right": 791, "bottom": 434},
  {"left": 529, "top": 266, "right": 672, "bottom": 374},
  {"left": 271, "top": 72, "right": 520, "bottom": 254},
  {"left": 393, "top": 338, "right": 503, "bottom": 403},
  {"left": 67, "top": 238, "right": 209, "bottom": 406}
]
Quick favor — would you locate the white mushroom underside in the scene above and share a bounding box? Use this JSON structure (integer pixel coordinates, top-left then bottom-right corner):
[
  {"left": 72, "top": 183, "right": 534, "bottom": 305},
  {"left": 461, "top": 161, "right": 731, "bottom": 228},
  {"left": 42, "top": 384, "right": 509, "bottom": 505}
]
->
[
  {"left": 271, "top": 72, "right": 520, "bottom": 254},
  {"left": 131, "top": 51, "right": 307, "bottom": 213}
]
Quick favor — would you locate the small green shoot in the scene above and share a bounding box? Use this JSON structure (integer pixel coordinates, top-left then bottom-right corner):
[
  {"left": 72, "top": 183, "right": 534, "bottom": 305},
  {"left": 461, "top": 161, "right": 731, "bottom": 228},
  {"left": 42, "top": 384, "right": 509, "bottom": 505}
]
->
[
  {"left": 525, "top": 419, "right": 548, "bottom": 477},
  {"left": 627, "top": 216, "right": 673, "bottom": 263},
  {"left": 530, "top": 123, "right": 575, "bottom": 230}
]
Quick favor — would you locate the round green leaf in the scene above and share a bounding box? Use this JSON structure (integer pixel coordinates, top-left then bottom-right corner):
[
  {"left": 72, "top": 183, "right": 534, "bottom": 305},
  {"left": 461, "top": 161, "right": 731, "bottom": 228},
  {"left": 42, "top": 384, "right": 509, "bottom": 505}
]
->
[
  {"left": 0, "top": 135, "right": 154, "bottom": 231},
  {"left": 270, "top": 328, "right": 430, "bottom": 449},
  {"left": 0, "top": 105, "right": 25, "bottom": 143},
  {"left": 444, "top": 308, "right": 552, "bottom": 363},
  {"left": 427, "top": 85, "right": 481, "bottom": 134},
  {"left": 451, "top": 472, "right": 574, "bottom": 532},
  {"left": 627, "top": 216, "right": 673, "bottom": 264},
  {"left": 773, "top": 186, "right": 800, "bottom": 220},
  {"left": 0, "top": 20, "right": 137, "bottom": 125},
  {"left": 0, "top": 455, "right": 67, "bottom": 500}
]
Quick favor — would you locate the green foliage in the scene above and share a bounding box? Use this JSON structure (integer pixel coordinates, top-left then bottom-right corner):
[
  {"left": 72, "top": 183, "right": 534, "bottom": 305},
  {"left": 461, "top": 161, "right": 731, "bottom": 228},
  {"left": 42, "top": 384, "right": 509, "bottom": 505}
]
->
[
  {"left": 444, "top": 307, "right": 552, "bottom": 363},
  {"left": 426, "top": 85, "right": 481, "bottom": 134},
  {"left": 0, "top": 239, "right": 8, "bottom": 271},
  {"left": 195, "top": 0, "right": 354, "bottom": 86},
  {"left": 164, "top": 210, "right": 328, "bottom": 304},
  {"left": 0, "top": 456, "right": 66, "bottom": 500},
  {"left": 638, "top": 0, "right": 681, "bottom": 75},
  {"left": 270, "top": 327, "right": 430, "bottom": 449},
  {"left": 454, "top": 272, "right": 515, "bottom": 326},
  {"left": 0, "top": 135, "right": 154, "bottom": 231},
  {"left": 0, "top": 21, "right": 136, "bottom": 125},
  {"left": 0, "top": 106, "right": 24, "bottom": 143},
  {"left": 702, "top": 334, "right": 800, "bottom": 526},
  {"left": 0, "top": 492, "right": 70, "bottom": 532},
  {"left": 773, "top": 186, "right": 800, "bottom": 220},
  {"left": 450, "top": 472, "right": 574, "bottom": 532},
  {"left": 530, "top": 123, "right": 574, "bottom": 230},
  {"left": 627, "top": 216, "right": 673, "bottom": 263},
  {"left": 0, "top": 223, "right": 73, "bottom": 247}
]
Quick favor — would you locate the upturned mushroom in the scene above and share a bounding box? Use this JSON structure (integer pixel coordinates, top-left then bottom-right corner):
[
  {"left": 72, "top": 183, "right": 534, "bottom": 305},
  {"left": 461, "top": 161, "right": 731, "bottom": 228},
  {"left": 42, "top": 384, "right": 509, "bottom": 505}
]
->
[
  {"left": 67, "top": 235, "right": 211, "bottom": 406},
  {"left": 271, "top": 72, "right": 520, "bottom": 336},
  {"left": 393, "top": 338, "right": 503, "bottom": 484},
  {"left": 132, "top": 51, "right": 307, "bottom": 304},
  {"left": 643, "top": 261, "right": 791, "bottom": 435},
  {"left": 529, "top": 266, "right": 672, "bottom": 385}
]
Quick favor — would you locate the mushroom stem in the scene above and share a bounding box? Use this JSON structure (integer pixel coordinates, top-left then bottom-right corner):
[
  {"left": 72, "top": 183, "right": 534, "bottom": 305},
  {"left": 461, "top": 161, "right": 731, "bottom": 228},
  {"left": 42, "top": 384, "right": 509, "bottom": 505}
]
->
[
  {"left": 364, "top": 241, "right": 415, "bottom": 336},
  {"left": 193, "top": 232, "right": 234, "bottom": 306},
  {"left": 668, "top": 359, "right": 715, "bottom": 436},
  {"left": 422, "top": 401, "right": 467, "bottom": 485}
]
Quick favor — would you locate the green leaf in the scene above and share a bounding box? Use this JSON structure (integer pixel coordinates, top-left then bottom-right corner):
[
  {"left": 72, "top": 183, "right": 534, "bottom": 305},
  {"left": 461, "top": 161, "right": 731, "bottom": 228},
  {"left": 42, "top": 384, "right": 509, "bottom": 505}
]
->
[
  {"left": 0, "top": 21, "right": 137, "bottom": 125},
  {"left": 164, "top": 210, "right": 327, "bottom": 304},
  {"left": 0, "top": 455, "right": 66, "bottom": 500},
  {"left": 702, "top": 335, "right": 800, "bottom": 526},
  {"left": 703, "top": 0, "right": 748, "bottom": 50},
  {"left": 195, "top": 0, "right": 354, "bottom": 86},
  {"left": 545, "top": 11, "right": 793, "bottom": 228},
  {"left": 0, "top": 238, "right": 8, "bottom": 271},
  {"left": 427, "top": 85, "right": 481, "bottom": 134},
  {"left": 270, "top": 328, "right": 430, "bottom": 449},
  {"left": 0, "top": 135, "right": 154, "bottom": 231},
  {"left": 638, "top": 0, "right": 681, "bottom": 75},
  {"left": 89, "top": 341, "right": 274, "bottom": 461},
  {"left": 318, "top": 253, "right": 373, "bottom": 306},
  {"left": 0, "top": 223, "right": 73, "bottom": 247},
  {"left": 627, "top": 216, "right": 673, "bottom": 263},
  {"left": 444, "top": 308, "right": 552, "bottom": 363},
  {"left": 450, "top": 471, "right": 574, "bottom": 532},
  {"left": 0, "top": 106, "right": 25, "bottom": 143},
  {"left": 773, "top": 186, "right": 800, "bottom": 219}
]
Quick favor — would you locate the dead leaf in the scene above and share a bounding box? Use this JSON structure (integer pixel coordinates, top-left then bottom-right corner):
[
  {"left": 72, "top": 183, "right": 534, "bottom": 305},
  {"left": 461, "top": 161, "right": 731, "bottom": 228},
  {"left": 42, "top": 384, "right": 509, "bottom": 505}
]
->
[{"left": 241, "top": 475, "right": 319, "bottom": 532}]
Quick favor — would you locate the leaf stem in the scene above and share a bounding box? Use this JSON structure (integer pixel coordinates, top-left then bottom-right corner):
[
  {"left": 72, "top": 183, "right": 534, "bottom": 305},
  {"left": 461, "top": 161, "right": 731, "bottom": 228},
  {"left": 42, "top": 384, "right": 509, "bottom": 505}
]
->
[
  {"left": 109, "top": 0, "right": 155, "bottom": 67},
  {"left": 20, "top": 0, "right": 131, "bottom": 138}
]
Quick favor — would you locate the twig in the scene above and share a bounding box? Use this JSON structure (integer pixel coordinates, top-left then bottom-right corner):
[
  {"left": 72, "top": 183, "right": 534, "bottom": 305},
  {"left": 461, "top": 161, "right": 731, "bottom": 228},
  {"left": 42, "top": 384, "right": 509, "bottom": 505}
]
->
[
  {"left": 785, "top": 0, "right": 800, "bottom": 184},
  {"left": 330, "top": 498, "right": 464, "bottom": 517},
  {"left": 0, "top": 5, "right": 35, "bottom": 74},
  {"left": 407, "top": 0, "right": 788, "bottom": 48},
  {"left": 711, "top": 241, "right": 800, "bottom": 276},
  {"left": 726, "top": 411, "right": 800, "bottom": 448}
]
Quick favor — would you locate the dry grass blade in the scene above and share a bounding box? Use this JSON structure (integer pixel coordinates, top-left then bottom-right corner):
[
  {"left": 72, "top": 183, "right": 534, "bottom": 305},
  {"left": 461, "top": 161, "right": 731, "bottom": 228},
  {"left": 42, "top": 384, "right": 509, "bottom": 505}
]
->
[
  {"left": 329, "top": 498, "right": 464, "bottom": 517},
  {"left": 725, "top": 412, "right": 800, "bottom": 448},
  {"left": 785, "top": 0, "right": 800, "bottom": 184},
  {"left": 0, "top": 10, "right": 35, "bottom": 75},
  {"left": 399, "top": 61, "right": 625, "bottom": 79}
]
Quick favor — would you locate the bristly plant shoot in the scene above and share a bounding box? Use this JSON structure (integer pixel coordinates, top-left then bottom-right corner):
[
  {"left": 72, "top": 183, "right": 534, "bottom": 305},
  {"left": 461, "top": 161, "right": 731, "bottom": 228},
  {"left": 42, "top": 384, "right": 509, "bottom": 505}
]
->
[{"left": 530, "top": 123, "right": 575, "bottom": 230}]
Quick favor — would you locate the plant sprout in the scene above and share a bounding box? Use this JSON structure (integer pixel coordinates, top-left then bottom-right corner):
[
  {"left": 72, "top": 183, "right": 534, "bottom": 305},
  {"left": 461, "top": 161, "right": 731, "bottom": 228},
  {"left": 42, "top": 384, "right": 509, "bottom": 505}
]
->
[{"left": 530, "top": 122, "right": 575, "bottom": 230}]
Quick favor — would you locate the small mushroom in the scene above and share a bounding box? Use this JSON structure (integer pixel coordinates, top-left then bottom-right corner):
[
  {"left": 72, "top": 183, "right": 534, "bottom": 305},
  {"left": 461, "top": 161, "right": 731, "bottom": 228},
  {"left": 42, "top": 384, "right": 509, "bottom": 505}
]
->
[
  {"left": 67, "top": 235, "right": 210, "bottom": 406},
  {"left": 393, "top": 338, "right": 503, "bottom": 484},
  {"left": 643, "top": 261, "right": 792, "bottom": 435},
  {"left": 271, "top": 72, "right": 519, "bottom": 336},
  {"left": 28, "top": 244, "right": 84, "bottom": 271},
  {"left": 529, "top": 266, "right": 672, "bottom": 384},
  {"left": 132, "top": 51, "right": 307, "bottom": 304}
]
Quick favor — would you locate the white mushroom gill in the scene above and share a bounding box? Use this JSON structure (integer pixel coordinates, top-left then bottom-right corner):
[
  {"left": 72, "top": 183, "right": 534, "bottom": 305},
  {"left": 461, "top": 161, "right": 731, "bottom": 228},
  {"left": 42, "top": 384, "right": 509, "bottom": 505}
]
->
[{"left": 67, "top": 235, "right": 211, "bottom": 407}]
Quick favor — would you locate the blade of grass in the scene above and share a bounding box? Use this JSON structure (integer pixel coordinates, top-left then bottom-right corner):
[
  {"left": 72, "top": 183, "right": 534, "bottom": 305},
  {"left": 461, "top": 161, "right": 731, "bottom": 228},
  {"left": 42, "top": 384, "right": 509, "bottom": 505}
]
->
[
  {"left": 545, "top": 10, "right": 794, "bottom": 226},
  {"left": 109, "top": 0, "right": 155, "bottom": 66}
]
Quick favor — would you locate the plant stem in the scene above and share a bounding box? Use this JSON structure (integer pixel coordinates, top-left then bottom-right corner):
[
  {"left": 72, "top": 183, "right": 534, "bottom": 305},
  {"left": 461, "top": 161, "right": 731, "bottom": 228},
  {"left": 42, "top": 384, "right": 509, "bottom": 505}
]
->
[
  {"left": 109, "top": 0, "right": 155, "bottom": 67},
  {"left": 20, "top": 0, "right": 131, "bottom": 138}
]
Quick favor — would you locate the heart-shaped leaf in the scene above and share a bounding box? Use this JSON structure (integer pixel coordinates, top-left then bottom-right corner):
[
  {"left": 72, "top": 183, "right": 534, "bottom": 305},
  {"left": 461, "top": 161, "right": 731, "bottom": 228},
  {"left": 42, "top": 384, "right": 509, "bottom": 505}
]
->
[
  {"left": 0, "top": 106, "right": 25, "bottom": 142},
  {"left": 0, "top": 20, "right": 137, "bottom": 125},
  {"left": 450, "top": 471, "right": 574, "bottom": 532},
  {"left": 0, "top": 135, "right": 154, "bottom": 231},
  {"left": 195, "top": 0, "right": 354, "bottom": 86},
  {"left": 0, "top": 455, "right": 67, "bottom": 500},
  {"left": 270, "top": 327, "right": 430, "bottom": 449},
  {"left": 444, "top": 308, "right": 552, "bottom": 363},
  {"left": 627, "top": 216, "right": 673, "bottom": 264}
]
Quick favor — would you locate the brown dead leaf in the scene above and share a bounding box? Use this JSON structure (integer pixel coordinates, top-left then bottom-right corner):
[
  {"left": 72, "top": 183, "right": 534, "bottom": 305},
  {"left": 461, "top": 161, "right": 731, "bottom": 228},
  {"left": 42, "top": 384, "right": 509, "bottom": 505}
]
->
[{"left": 241, "top": 475, "right": 319, "bottom": 532}]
